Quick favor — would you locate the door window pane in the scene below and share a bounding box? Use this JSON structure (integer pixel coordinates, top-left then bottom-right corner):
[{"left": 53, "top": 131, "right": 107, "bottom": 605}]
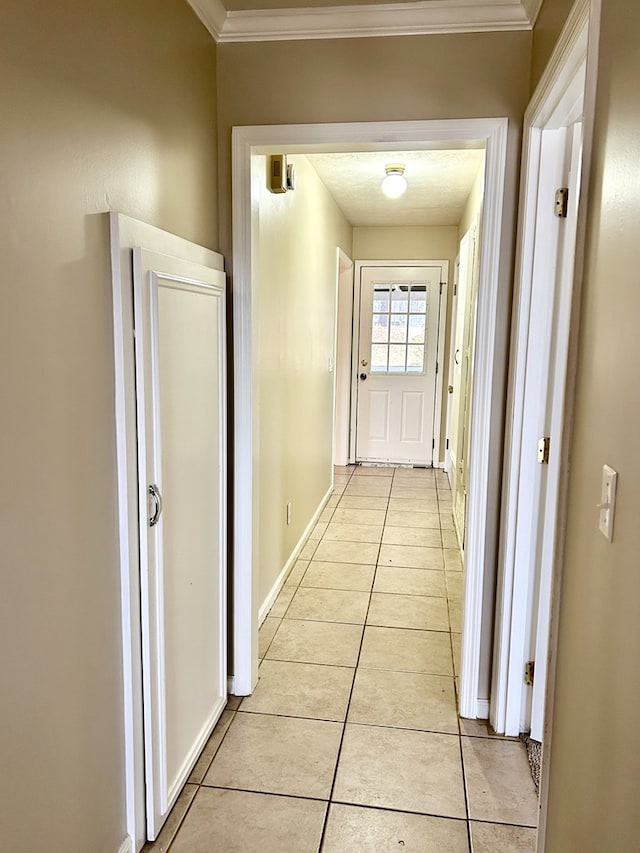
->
[{"left": 369, "top": 281, "right": 429, "bottom": 374}]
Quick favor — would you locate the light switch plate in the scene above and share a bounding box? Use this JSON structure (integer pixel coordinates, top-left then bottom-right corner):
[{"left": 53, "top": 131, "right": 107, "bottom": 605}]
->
[{"left": 598, "top": 464, "right": 617, "bottom": 541}]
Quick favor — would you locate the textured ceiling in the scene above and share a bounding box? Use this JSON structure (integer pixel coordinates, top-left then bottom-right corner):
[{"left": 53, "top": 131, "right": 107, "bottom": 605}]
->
[{"left": 304, "top": 149, "right": 485, "bottom": 227}]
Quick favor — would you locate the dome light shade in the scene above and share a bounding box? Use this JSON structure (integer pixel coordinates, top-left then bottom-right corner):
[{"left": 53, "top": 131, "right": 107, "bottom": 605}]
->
[{"left": 381, "top": 163, "right": 407, "bottom": 198}]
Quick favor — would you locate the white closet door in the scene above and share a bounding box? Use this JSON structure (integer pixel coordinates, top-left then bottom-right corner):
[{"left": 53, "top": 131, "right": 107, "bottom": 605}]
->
[{"left": 133, "top": 248, "right": 227, "bottom": 840}]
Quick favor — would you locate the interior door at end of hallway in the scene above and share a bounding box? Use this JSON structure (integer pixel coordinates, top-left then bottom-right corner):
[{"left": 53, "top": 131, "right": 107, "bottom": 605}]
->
[{"left": 355, "top": 265, "right": 442, "bottom": 465}]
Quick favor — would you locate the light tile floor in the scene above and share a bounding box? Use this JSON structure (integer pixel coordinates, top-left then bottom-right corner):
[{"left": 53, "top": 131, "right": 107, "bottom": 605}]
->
[{"left": 145, "top": 465, "right": 538, "bottom": 852}]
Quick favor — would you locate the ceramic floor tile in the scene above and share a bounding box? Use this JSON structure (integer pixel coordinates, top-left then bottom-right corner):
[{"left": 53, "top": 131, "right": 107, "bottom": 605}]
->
[
  {"left": 312, "top": 521, "right": 329, "bottom": 539},
  {"left": 444, "top": 548, "right": 463, "bottom": 571},
  {"left": 388, "top": 496, "right": 440, "bottom": 513},
  {"left": 285, "top": 558, "right": 307, "bottom": 585},
  {"left": 286, "top": 587, "right": 370, "bottom": 624},
  {"left": 348, "top": 668, "right": 459, "bottom": 734},
  {"left": 446, "top": 571, "right": 464, "bottom": 599},
  {"left": 385, "top": 509, "right": 441, "bottom": 529},
  {"left": 318, "top": 507, "right": 336, "bottom": 523},
  {"left": 333, "top": 724, "right": 466, "bottom": 818},
  {"left": 203, "top": 712, "right": 342, "bottom": 799},
  {"left": 142, "top": 783, "right": 198, "bottom": 852},
  {"left": 322, "top": 804, "right": 469, "bottom": 853},
  {"left": 259, "top": 616, "right": 281, "bottom": 658},
  {"left": 440, "top": 511, "right": 455, "bottom": 530},
  {"left": 379, "top": 543, "right": 444, "bottom": 570},
  {"left": 324, "top": 522, "right": 383, "bottom": 543},
  {"left": 449, "top": 598, "right": 463, "bottom": 633},
  {"left": 226, "top": 694, "right": 242, "bottom": 711},
  {"left": 367, "top": 592, "right": 450, "bottom": 631},
  {"left": 391, "top": 486, "right": 438, "bottom": 500},
  {"left": 442, "top": 529, "right": 460, "bottom": 549},
  {"left": 299, "top": 539, "right": 320, "bottom": 560},
  {"left": 240, "top": 659, "right": 354, "bottom": 721},
  {"left": 462, "top": 737, "right": 539, "bottom": 826},
  {"left": 326, "top": 494, "right": 341, "bottom": 508},
  {"left": 331, "top": 507, "right": 387, "bottom": 526},
  {"left": 169, "top": 788, "right": 326, "bottom": 853},
  {"left": 268, "top": 584, "right": 296, "bottom": 618},
  {"left": 337, "top": 495, "right": 389, "bottom": 510},
  {"left": 382, "top": 525, "right": 443, "bottom": 548},
  {"left": 301, "top": 560, "right": 375, "bottom": 592},
  {"left": 313, "top": 539, "right": 379, "bottom": 565},
  {"left": 266, "top": 618, "right": 363, "bottom": 666},
  {"left": 373, "top": 566, "right": 447, "bottom": 597},
  {"left": 359, "top": 626, "right": 453, "bottom": 675},
  {"left": 344, "top": 480, "right": 392, "bottom": 497},
  {"left": 451, "top": 632, "right": 462, "bottom": 677},
  {"left": 470, "top": 822, "right": 537, "bottom": 852}
]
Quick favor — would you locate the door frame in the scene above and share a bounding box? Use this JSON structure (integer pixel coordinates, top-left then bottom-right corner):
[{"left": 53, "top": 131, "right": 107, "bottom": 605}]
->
[
  {"left": 110, "top": 213, "right": 226, "bottom": 852},
  {"left": 492, "top": 0, "right": 594, "bottom": 740},
  {"left": 231, "top": 118, "right": 509, "bottom": 721},
  {"left": 348, "top": 259, "right": 448, "bottom": 467},
  {"left": 333, "top": 248, "right": 354, "bottom": 467}
]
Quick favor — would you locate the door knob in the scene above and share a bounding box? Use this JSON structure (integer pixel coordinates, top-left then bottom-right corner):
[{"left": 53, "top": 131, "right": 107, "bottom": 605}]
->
[
  {"left": 148, "top": 484, "right": 163, "bottom": 527},
  {"left": 360, "top": 373, "right": 368, "bottom": 381}
]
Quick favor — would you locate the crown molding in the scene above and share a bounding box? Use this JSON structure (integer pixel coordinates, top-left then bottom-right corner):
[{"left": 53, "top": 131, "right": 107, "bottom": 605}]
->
[{"left": 189, "top": 0, "right": 541, "bottom": 43}]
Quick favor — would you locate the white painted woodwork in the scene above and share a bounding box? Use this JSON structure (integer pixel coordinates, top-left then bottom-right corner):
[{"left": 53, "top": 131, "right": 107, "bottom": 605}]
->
[
  {"left": 334, "top": 250, "right": 354, "bottom": 467},
  {"left": 133, "top": 248, "right": 227, "bottom": 840},
  {"left": 355, "top": 264, "right": 442, "bottom": 465},
  {"left": 452, "top": 223, "right": 478, "bottom": 543},
  {"left": 188, "top": 0, "right": 543, "bottom": 44},
  {"left": 110, "top": 214, "right": 224, "bottom": 851},
  {"left": 232, "top": 117, "right": 509, "bottom": 722},
  {"left": 492, "top": 0, "right": 590, "bottom": 742}
]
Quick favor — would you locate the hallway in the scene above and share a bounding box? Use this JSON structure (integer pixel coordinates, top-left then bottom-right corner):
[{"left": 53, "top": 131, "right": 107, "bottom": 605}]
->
[{"left": 145, "top": 465, "right": 538, "bottom": 852}]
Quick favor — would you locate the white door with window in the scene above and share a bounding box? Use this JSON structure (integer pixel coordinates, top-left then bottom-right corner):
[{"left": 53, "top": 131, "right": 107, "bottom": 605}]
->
[
  {"left": 133, "top": 248, "right": 227, "bottom": 840},
  {"left": 354, "top": 264, "right": 445, "bottom": 465}
]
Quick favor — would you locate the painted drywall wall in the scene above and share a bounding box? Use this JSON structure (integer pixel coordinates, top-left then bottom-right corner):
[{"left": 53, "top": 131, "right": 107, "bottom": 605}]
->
[
  {"left": 253, "top": 155, "right": 352, "bottom": 611},
  {"left": 541, "top": 2, "right": 640, "bottom": 850},
  {"left": 530, "top": 0, "right": 576, "bottom": 92},
  {"left": 217, "top": 31, "right": 530, "bottom": 709},
  {"left": 353, "top": 225, "right": 459, "bottom": 463},
  {"left": 0, "top": 1, "right": 218, "bottom": 851}
]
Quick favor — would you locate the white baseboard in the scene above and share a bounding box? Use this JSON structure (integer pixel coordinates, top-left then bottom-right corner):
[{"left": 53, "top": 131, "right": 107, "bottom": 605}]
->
[
  {"left": 476, "top": 699, "right": 490, "bottom": 719},
  {"left": 257, "top": 485, "right": 333, "bottom": 625},
  {"left": 117, "top": 836, "right": 134, "bottom": 853}
]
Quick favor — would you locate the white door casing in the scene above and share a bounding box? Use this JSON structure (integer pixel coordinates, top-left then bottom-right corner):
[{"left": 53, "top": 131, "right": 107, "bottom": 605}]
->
[
  {"left": 492, "top": 0, "right": 592, "bottom": 746},
  {"left": 354, "top": 263, "right": 445, "bottom": 466},
  {"left": 134, "top": 248, "right": 227, "bottom": 840},
  {"left": 232, "top": 119, "right": 510, "bottom": 721},
  {"left": 111, "top": 215, "right": 226, "bottom": 850}
]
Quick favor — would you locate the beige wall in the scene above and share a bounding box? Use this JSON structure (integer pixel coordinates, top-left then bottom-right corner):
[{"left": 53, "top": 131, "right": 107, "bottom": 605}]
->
[
  {"left": 0, "top": 1, "right": 218, "bottom": 851},
  {"left": 541, "top": 2, "right": 640, "bottom": 850},
  {"left": 254, "top": 155, "right": 352, "bottom": 609}
]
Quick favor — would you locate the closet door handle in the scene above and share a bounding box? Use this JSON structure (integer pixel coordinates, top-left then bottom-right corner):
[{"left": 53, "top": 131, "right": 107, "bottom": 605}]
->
[{"left": 148, "top": 484, "right": 163, "bottom": 528}]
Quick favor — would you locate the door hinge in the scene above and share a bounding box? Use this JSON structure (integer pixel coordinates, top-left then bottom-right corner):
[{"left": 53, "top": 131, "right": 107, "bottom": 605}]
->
[
  {"left": 537, "top": 437, "right": 550, "bottom": 465},
  {"left": 453, "top": 283, "right": 457, "bottom": 296},
  {"left": 446, "top": 438, "right": 449, "bottom": 450},
  {"left": 524, "top": 660, "right": 535, "bottom": 686},
  {"left": 432, "top": 439, "right": 435, "bottom": 450},
  {"left": 439, "top": 282, "right": 445, "bottom": 294},
  {"left": 435, "top": 362, "right": 439, "bottom": 375},
  {"left": 555, "top": 187, "right": 569, "bottom": 218}
]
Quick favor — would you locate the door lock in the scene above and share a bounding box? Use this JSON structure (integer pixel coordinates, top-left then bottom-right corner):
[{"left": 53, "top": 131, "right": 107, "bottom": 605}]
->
[{"left": 361, "top": 359, "right": 368, "bottom": 367}]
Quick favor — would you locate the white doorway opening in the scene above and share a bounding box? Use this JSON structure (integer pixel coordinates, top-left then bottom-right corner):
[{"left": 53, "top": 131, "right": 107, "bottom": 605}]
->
[{"left": 231, "top": 118, "right": 510, "bottom": 727}]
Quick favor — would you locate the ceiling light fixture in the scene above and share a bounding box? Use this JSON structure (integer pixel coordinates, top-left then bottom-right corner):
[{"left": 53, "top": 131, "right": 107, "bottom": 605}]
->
[{"left": 381, "top": 163, "right": 407, "bottom": 199}]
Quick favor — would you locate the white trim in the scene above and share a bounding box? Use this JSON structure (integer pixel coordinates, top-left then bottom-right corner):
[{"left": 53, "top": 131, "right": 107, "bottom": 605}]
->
[
  {"left": 110, "top": 214, "right": 224, "bottom": 849},
  {"left": 458, "top": 117, "right": 508, "bottom": 720},
  {"left": 232, "top": 118, "right": 510, "bottom": 722},
  {"left": 334, "top": 249, "right": 354, "bottom": 468},
  {"left": 476, "top": 698, "right": 490, "bottom": 719},
  {"left": 538, "top": 2, "right": 600, "bottom": 850},
  {"left": 491, "top": 0, "right": 590, "bottom": 739},
  {"left": 189, "top": 0, "right": 541, "bottom": 43},
  {"left": 349, "top": 259, "right": 448, "bottom": 468},
  {"left": 258, "top": 485, "right": 333, "bottom": 624},
  {"left": 116, "top": 837, "right": 134, "bottom": 853}
]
